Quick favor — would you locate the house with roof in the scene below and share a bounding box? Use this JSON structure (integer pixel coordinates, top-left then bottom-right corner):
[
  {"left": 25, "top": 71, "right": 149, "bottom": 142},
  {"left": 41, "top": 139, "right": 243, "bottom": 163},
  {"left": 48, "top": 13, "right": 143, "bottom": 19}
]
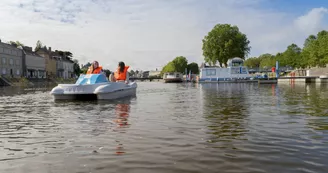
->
[
  {"left": 53, "top": 50, "right": 74, "bottom": 79},
  {"left": 36, "top": 47, "right": 57, "bottom": 78},
  {"left": 0, "top": 40, "right": 23, "bottom": 78},
  {"left": 23, "top": 46, "right": 46, "bottom": 78}
]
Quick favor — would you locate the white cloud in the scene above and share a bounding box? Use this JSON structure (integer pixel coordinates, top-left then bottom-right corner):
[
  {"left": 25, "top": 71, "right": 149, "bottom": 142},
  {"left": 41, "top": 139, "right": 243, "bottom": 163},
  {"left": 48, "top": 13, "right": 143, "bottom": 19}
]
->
[
  {"left": 0, "top": 0, "right": 327, "bottom": 71},
  {"left": 294, "top": 7, "right": 328, "bottom": 35}
]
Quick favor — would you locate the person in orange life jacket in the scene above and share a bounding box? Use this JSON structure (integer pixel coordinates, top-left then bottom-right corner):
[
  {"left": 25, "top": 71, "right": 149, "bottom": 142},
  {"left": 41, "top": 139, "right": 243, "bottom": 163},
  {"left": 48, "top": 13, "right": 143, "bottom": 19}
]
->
[
  {"left": 86, "top": 61, "right": 104, "bottom": 74},
  {"left": 109, "top": 61, "right": 129, "bottom": 84}
]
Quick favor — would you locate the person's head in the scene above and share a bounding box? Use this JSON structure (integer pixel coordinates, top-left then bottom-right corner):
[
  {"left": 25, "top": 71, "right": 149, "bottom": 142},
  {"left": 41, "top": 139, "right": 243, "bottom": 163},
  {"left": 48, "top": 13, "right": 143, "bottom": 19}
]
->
[
  {"left": 118, "top": 61, "right": 125, "bottom": 72},
  {"left": 93, "top": 61, "right": 99, "bottom": 69}
]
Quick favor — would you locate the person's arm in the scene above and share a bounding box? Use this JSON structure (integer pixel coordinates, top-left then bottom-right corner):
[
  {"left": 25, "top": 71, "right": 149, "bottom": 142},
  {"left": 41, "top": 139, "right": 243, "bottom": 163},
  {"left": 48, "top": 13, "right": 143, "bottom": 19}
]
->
[{"left": 125, "top": 72, "right": 129, "bottom": 84}]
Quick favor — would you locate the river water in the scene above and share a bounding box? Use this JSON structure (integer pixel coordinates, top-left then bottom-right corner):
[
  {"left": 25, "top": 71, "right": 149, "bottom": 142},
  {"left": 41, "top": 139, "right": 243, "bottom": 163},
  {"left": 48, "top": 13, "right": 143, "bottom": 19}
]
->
[{"left": 0, "top": 82, "right": 328, "bottom": 173}]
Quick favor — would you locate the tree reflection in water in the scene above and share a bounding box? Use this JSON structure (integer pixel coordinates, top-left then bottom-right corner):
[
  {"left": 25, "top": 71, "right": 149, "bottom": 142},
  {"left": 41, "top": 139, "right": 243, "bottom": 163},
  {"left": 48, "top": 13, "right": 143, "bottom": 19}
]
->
[
  {"left": 278, "top": 83, "right": 328, "bottom": 131},
  {"left": 278, "top": 83, "right": 328, "bottom": 117},
  {"left": 200, "top": 83, "right": 250, "bottom": 149}
]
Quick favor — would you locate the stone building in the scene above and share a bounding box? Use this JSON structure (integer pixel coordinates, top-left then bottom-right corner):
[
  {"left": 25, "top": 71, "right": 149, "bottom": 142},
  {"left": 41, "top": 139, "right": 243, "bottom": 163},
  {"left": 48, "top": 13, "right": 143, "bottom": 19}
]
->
[
  {"left": 23, "top": 46, "right": 46, "bottom": 78},
  {"left": 36, "top": 47, "right": 57, "bottom": 78},
  {"left": 0, "top": 40, "right": 23, "bottom": 78},
  {"left": 53, "top": 51, "right": 74, "bottom": 79}
]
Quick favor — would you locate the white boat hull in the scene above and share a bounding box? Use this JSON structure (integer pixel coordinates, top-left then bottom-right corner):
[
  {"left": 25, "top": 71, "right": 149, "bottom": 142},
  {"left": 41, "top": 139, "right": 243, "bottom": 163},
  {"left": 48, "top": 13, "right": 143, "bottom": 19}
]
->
[
  {"left": 50, "top": 81, "right": 137, "bottom": 101},
  {"left": 97, "top": 87, "right": 136, "bottom": 100},
  {"left": 164, "top": 78, "right": 183, "bottom": 83}
]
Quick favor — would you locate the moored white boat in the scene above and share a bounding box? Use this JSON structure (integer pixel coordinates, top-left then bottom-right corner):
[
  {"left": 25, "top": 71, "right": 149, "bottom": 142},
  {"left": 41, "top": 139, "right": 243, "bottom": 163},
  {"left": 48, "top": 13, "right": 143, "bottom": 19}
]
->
[
  {"left": 163, "top": 72, "right": 183, "bottom": 83},
  {"left": 50, "top": 74, "right": 137, "bottom": 100},
  {"left": 197, "top": 57, "right": 255, "bottom": 83}
]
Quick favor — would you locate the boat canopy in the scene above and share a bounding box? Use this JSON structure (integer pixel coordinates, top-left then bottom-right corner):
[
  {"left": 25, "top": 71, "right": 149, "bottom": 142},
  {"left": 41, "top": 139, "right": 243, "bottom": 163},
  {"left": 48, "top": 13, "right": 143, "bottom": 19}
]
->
[
  {"left": 227, "top": 57, "right": 244, "bottom": 67},
  {"left": 75, "top": 74, "right": 108, "bottom": 85}
]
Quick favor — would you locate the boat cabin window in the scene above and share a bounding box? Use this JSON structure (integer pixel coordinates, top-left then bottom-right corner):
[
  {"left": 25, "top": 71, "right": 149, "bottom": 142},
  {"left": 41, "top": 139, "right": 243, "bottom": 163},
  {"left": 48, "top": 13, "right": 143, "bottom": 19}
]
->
[
  {"left": 205, "top": 69, "right": 216, "bottom": 76},
  {"left": 231, "top": 62, "right": 243, "bottom": 67},
  {"left": 176, "top": 74, "right": 180, "bottom": 77},
  {"left": 230, "top": 67, "right": 248, "bottom": 74}
]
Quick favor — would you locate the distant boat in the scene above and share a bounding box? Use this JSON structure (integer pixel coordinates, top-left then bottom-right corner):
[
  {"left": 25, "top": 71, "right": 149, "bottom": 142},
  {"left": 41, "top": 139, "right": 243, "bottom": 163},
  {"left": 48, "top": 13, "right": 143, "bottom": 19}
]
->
[
  {"left": 163, "top": 72, "right": 183, "bottom": 83},
  {"left": 197, "top": 57, "right": 255, "bottom": 83}
]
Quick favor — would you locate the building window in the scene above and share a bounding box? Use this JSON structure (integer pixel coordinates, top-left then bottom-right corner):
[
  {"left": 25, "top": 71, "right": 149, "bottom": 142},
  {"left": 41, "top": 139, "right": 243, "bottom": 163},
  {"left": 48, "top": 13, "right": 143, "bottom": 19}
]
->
[
  {"left": 2, "top": 68, "right": 6, "bottom": 75},
  {"left": 2, "top": 57, "right": 6, "bottom": 64},
  {"left": 206, "top": 69, "right": 216, "bottom": 76},
  {"left": 9, "top": 59, "right": 14, "bottom": 65},
  {"left": 16, "top": 69, "right": 20, "bottom": 75},
  {"left": 15, "top": 59, "right": 20, "bottom": 66}
]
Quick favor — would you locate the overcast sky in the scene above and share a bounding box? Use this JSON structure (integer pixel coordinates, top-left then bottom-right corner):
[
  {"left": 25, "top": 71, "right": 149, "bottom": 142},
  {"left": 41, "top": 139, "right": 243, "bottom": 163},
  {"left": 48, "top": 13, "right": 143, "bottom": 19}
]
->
[{"left": 0, "top": 0, "right": 327, "bottom": 71}]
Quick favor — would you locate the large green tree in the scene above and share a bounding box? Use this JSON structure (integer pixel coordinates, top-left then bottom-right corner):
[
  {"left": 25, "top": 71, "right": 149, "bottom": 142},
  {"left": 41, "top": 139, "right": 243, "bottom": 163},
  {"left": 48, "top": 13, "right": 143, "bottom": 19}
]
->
[
  {"left": 244, "top": 57, "right": 261, "bottom": 68},
  {"left": 187, "top": 62, "right": 199, "bottom": 74},
  {"left": 161, "top": 61, "right": 175, "bottom": 75},
  {"left": 202, "top": 24, "right": 251, "bottom": 67},
  {"left": 259, "top": 53, "right": 276, "bottom": 68},
  {"left": 161, "top": 56, "right": 189, "bottom": 75},
  {"left": 301, "top": 30, "right": 328, "bottom": 67},
  {"left": 172, "top": 56, "right": 188, "bottom": 73},
  {"left": 278, "top": 44, "right": 302, "bottom": 68}
]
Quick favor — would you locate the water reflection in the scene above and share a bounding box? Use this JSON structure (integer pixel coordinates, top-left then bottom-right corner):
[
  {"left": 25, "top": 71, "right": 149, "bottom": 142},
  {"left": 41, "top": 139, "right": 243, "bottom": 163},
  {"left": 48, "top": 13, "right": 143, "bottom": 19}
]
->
[
  {"left": 200, "top": 83, "right": 250, "bottom": 146},
  {"left": 112, "top": 101, "right": 131, "bottom": 155},
  {"left": 54, "top": 98, "right": 133, "bottom": 156},
  {"left": 278, "top": 83, "right": 328, "bottom": 117},
  {"left": 1, "top": 83, "right": 328, "bottom": 173},
  {"left": 0, "top": 86, "right": 47, "bottom": 97},
  {"left": 113, "top": 103, "right": 131, "bottom": 128}
]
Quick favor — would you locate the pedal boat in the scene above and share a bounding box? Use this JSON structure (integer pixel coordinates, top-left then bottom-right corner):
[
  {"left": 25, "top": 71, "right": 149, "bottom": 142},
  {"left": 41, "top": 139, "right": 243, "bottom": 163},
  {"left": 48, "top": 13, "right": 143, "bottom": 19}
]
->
[{"left": 50, "top": 74, "right": 137, "bottom": 100}]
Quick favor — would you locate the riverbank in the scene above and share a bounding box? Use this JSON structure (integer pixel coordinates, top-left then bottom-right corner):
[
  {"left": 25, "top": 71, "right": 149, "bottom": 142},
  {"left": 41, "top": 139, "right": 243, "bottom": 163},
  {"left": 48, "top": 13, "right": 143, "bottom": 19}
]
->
[{"left": 4, "top": 77, "right": 76, "bottom": 87}]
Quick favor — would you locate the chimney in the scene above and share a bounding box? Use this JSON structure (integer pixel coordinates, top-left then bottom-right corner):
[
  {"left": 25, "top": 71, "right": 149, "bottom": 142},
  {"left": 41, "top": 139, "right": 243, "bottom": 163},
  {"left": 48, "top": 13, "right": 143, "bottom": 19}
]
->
[
  {"left": 0, "top": 39, "right": 1, "bottom": 43},
  {"left": 48, "top": 47, "right": 51, "bottom": 52}
]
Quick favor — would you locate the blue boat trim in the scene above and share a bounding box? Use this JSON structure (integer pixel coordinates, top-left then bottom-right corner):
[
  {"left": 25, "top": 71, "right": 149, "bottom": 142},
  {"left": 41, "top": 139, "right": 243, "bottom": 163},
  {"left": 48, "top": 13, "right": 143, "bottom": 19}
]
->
[
  {"left": 198, "top": 77, "right": 253, "bottom": 82},
  {"left": 75, "top": 74, "right": 108, "bottom": 85}
]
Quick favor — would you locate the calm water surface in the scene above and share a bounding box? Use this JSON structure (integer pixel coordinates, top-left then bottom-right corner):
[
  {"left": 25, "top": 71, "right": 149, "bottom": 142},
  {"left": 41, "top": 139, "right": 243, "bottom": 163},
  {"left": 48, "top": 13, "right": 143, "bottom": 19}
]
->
[{"left": 0, "top": 82, "right": 328, "bottom": 173}]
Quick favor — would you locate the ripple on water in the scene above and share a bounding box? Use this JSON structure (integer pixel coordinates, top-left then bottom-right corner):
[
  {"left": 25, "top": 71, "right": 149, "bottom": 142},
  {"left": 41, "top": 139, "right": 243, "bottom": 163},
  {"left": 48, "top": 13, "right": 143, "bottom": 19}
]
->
[{"left": 0, "top": 83, "right": 328, "bottom": 173}]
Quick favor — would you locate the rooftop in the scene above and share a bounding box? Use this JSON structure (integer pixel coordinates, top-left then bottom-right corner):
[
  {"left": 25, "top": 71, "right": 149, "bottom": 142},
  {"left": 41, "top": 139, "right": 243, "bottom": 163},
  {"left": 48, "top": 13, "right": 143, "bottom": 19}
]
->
[
  {"left": 23, "top": 46, "right": 43, "bottom": 57},
  {"left": 0, "top": 41, "right": 23, "bottom": 51}
]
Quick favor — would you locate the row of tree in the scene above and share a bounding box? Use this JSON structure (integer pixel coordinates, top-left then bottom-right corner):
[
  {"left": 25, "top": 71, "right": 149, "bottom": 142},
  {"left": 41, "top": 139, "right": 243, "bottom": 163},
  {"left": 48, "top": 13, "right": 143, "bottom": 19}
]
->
[
  {"left": 202, "top": 24, "right": 251, "bottom": 67},
  {"left": 201, "top": 23, "right": 328, "bottom": 69},
  {"left": 244, "top": 30, "right": 328, "bottom": 69},
  {"left": 161, "top": 56, "right": 200, "bottom": 75}
]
